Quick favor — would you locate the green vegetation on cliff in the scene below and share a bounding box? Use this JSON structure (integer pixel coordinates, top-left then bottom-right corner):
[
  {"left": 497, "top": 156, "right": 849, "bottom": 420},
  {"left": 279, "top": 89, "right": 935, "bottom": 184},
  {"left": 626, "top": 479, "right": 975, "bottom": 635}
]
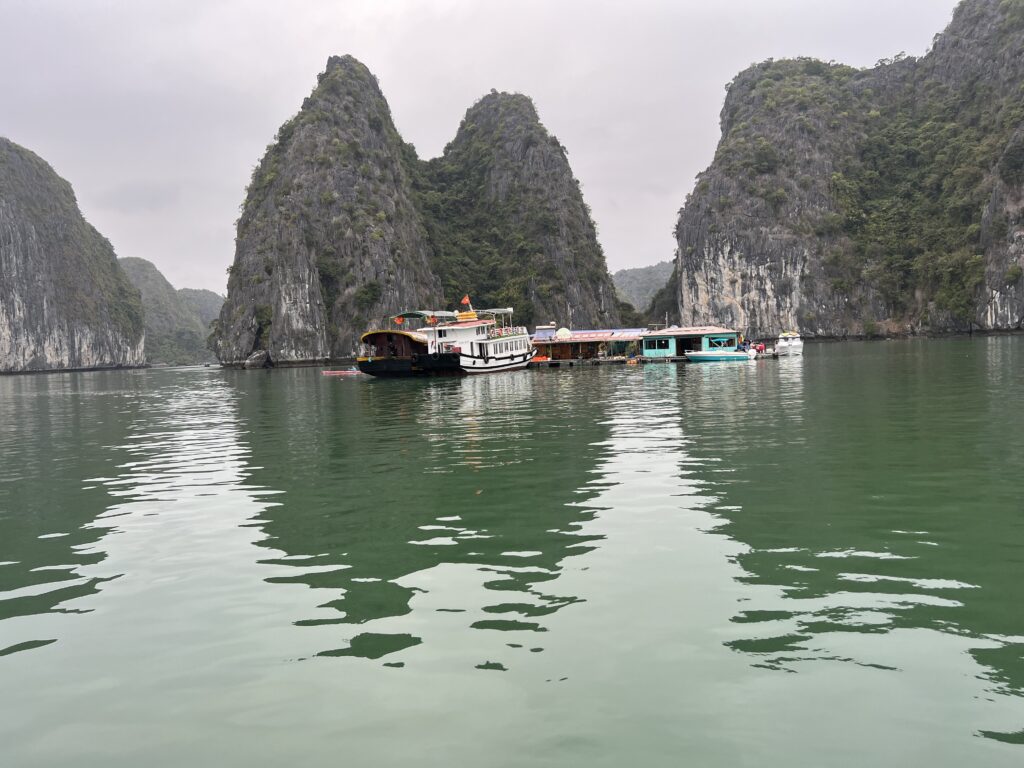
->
[
  {"left": 217, "top": 60, "right": 620, "bottom": 363},
  {"left": 612, "top": 261, "right": 674, "bottom": 315},
  {"left": 1, "top": 138, "right": 145, "bottom": 371},
  {"left": 119, "top": 258, "right": 221, "bottom": 365},
  {"left": 410, "top": 92, "right": 619, "bottom": 328},
  {"left": 675, "top": 0, "right": 1024, "bottom": 335}
]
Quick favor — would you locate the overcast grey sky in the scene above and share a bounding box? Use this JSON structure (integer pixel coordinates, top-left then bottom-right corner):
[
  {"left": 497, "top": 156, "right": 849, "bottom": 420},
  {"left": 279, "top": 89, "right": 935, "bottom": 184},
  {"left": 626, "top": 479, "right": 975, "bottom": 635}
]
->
[{"left": 1, "top": 0, "right": 961, "bottom": 293}]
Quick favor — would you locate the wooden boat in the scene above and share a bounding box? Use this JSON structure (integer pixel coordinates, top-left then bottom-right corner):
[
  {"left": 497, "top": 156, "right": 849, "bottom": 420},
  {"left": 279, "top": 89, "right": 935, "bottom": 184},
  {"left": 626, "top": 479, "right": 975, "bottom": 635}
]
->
[{"left": 357, "top": 302, "right": 532, "bottom": 377}]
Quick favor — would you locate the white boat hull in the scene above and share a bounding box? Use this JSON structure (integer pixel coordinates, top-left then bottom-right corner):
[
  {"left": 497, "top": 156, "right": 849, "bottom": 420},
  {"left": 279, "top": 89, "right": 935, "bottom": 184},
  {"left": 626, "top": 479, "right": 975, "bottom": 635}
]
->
[
  {"left": 684, "top": 350, "right": 757, "bottom": 363},
  {"left": 775, "top": 342, "right": 804, "bottom": 356},
  {"left": 459, "top": 351, "right": 532, "bottom": 374}
]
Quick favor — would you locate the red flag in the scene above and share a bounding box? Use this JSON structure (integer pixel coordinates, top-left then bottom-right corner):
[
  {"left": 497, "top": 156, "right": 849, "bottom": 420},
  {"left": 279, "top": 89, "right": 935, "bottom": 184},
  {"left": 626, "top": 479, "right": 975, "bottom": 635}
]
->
[{"left": 460, "top": 294, "right": 471, "bottom": 306}]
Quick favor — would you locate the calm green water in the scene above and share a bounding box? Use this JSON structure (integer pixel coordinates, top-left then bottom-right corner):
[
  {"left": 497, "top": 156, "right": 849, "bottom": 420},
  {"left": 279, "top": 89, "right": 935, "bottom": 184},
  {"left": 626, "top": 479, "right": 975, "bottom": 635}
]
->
[{"left": 1, "top": 337, "right": 1022, "bottom": 766}]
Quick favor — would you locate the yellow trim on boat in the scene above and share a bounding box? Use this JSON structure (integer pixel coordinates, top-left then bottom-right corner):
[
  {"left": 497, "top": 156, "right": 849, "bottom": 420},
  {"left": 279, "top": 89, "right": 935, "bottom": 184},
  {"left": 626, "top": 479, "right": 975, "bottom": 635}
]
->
[{"left": 359, "top": 329, "right": 428, "bottom": 344}]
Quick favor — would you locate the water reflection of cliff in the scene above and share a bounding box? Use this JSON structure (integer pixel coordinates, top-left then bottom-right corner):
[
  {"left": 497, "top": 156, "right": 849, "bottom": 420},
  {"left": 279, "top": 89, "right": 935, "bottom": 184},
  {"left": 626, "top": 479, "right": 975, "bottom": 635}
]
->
[
  {"left": 677, "top": 341, "right": 1024, "bottom": 742},
  {"left": 236, "top": 369, "right": 612, "bottom": 663},
  {"left": 0, "top": 372, "right": 141, "bottom": 654}
]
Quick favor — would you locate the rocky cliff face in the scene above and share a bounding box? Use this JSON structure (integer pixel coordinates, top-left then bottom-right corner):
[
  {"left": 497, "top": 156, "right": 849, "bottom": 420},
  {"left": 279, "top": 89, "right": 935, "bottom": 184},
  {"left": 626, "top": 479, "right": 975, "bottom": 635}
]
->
[
  {"left": 0, "top": 138, "right": 145, "bottom": 372},
  {"left": 217, "top": 58, "right": 619, "bottom": 365},
  {"left": 119, "top": 257, "right": 218, "bottom": 365},
  {"left": 674, "top": 0, "right": 1024, "bottom": 336},
  {"left": 216, "top": 55, "right": 441, "bottom": 364},
  {"left": 417, "top": 92, "right": 620, "bottom": 328}
]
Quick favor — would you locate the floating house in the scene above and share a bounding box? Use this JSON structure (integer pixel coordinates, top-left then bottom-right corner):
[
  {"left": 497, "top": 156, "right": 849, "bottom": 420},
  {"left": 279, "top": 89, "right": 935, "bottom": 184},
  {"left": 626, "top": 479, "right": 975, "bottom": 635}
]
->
[
  {"left": 532, "top": 327, "right": 645, "bottom": 361},
  {"left": 638, "top": 326, "right": 739, "bottom": 360}
]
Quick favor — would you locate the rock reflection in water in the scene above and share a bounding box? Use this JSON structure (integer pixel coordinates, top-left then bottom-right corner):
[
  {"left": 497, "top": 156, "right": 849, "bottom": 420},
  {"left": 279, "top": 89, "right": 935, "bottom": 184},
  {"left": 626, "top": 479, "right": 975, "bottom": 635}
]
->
[
  {"left": 0, "top": 372, "right": 139, "bottom": 652},
  {"left": 677, "top": 341, "right": 1024, "bottom": 743},
  {"left": 237, "top": 369, "right": 609, "bottom": 663}
]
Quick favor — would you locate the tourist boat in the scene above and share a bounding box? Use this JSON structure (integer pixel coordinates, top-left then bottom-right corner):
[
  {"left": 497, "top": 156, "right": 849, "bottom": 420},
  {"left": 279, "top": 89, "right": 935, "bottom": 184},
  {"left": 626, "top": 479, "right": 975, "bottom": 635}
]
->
[
  {"left": 684, "top": 335, "right": 757, "bottom": 363},
  {"left": 357, "top": 302, "right": 532, "bottom": 377},
  {"left": 775, "top": 331, "right": 804, "bottom": 356}
]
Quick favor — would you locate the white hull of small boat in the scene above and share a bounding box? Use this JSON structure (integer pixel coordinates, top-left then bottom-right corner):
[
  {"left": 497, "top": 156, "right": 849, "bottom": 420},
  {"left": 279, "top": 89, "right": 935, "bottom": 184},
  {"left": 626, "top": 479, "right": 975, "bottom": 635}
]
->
[
  {"left": 685, "top": 349, "right": 757, "bottom": 363},
  {"left": 775, "top": 335, "right": 804, "bottom": 356}
]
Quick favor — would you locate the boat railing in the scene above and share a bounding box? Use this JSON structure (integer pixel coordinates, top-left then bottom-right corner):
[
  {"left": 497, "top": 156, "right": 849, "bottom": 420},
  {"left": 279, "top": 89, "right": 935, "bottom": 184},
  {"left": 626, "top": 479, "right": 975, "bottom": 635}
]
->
[{"left": 487, "top": 326, "right": 528, "bottom": 339}]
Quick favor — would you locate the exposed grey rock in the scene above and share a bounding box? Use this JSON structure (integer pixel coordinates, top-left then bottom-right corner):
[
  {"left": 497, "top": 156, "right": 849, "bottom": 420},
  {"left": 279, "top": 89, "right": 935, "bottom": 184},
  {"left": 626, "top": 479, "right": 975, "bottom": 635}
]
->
[
  {"left": 0, "top": 138, "right": 145, "bottom": 372},
  {"left": 243, "top": 350, "right": 269, "bottom": 369},
  {"left": 216, "top": 55, "right": 440, "bottom": 365},
  {"left": 673, "top": 0, "right": 1024, "bottom": 336}
]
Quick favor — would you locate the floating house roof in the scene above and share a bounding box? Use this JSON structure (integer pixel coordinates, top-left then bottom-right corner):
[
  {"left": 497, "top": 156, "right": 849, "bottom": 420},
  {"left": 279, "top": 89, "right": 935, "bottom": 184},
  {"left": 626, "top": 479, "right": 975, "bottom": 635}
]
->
[
  {"left": 638, "top": 325, "right": 737, "bottom": 338},
  {"left": 532, "top": 328, "right": 646, "bottom": 343}
]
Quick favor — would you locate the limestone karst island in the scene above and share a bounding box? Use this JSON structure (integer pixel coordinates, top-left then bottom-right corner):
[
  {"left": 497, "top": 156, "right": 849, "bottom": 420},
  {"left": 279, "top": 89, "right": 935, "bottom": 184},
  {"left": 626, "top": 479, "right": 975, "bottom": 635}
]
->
[{"left": 1, "top": 1, "right": 1023, "bottom": 766}]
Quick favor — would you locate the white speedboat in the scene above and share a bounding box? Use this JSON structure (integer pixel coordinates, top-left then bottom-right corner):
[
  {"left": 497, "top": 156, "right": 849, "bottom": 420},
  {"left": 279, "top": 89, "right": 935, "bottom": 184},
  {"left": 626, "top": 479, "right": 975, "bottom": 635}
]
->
[
  {"left": 775, "top": 331, "right": 804, "bottom": 357},
  {"left": 683, "top": 334, "right": 757, "bottom": 362},
  {"left": 357, "top": 302, "right": 532, "bottom": 377},
  {"left": 684, "top": 349, "right": 758, "bottom": 362}
]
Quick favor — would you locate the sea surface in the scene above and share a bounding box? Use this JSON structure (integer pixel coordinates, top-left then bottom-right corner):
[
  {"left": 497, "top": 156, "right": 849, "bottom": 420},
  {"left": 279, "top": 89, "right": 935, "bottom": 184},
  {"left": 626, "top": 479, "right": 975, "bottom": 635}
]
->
[{"left": 1, "top": 337, "right": 1022, "bottom": 767}]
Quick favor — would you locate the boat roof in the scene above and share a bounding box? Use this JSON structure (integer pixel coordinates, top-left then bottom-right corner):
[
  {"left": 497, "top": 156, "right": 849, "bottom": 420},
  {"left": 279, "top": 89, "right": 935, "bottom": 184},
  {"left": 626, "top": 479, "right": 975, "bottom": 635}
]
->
[
  {"left": 436, "top": 319, "right": 492, "bottom": 328},
  {"left": 393, "top": 310, "right": 459, "bottom": 321},
  {"left": 639, "top": 325, "right": 737, "bottom": 338},
  {"left": 360, "top": 329, "right": 428, "bottom": 343}
]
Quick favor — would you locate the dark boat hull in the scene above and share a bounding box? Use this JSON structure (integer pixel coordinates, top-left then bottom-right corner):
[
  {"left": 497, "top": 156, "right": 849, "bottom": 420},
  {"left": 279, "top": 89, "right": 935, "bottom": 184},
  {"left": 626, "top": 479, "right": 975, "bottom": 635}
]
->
[{"left": 356, "top": 353, "right": 463, "bottom": 377}]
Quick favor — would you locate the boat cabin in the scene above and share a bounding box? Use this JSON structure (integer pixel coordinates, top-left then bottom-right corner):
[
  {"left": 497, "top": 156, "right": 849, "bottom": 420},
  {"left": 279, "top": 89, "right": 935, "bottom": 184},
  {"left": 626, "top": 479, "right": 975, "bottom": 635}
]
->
[
  {"left": 639, "top": 326, "right": 740, "bottom": 359},
  {"left": 360, "top": 308, "right": 530, "bottom": 361}
]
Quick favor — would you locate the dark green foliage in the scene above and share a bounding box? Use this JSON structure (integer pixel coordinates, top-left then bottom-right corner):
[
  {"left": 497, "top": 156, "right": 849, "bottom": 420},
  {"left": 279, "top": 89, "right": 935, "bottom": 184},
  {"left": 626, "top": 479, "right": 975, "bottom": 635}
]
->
[
  {"left": 404, "top": 92, "right": 614, "bottom": 328},
  {"left": 613, "top": 260, "right": 674, "bottom": 310},
  {"left": 119, "top": 257, "right": 219, "bottom": 365},
  {"left": 254, "top": 304, "right": 273, "bottom": 347},
  {"left": 828, "top": 73, "right": 1024, "bottom": 318},
  {"left": 178, "top": 288, "right": 225, "bottom": 327},
  {"left": 751, "top": 138, "right": 781, "bottom": 174},
  {"left": 354, "top": 281, "right": 381, "bottom": 310},
  {"left": 645, "top": 265, "right": 680, "bottom": 325},
  {"left": 1001, "top": 0, "right": 1024, "bottom": 28},
  {"left": 1004, "top": 263, "right": 1023, "bottom": 285},
  {"left": 998, "top": 133, "right": 1024, "bottom": 186},
  {"left": 616, "top": 300, "right": 645, "bottom": 327}
]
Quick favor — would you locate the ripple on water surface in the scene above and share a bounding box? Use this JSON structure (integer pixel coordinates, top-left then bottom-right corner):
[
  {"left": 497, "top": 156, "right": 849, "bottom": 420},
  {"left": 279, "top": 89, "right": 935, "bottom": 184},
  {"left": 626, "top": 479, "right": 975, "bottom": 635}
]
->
[{"left": 0, "top": 341, "right": 1023, "bottom": 765}]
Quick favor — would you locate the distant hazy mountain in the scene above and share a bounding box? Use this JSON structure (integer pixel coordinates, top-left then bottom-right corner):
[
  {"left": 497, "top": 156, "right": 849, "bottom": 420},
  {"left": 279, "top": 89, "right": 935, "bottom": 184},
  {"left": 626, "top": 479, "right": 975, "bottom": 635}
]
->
[
  {"left": 178, "top": 288, "right": 225, "bottom": 327},
  {"left": 119, "top": 257, "right": 220, "bottom": 365},
  {"left": 612, "top": 261, "right": 674, "bottom": 313},
  {"left": 0, "top": 137, "right": 144, "bottom": 372}
]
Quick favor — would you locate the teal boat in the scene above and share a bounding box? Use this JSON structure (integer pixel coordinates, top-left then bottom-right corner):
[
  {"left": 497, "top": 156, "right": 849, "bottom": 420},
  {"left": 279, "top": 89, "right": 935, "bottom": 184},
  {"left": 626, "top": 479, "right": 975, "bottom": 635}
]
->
[{"left": 684, "top": 335, "right": 756, "bottom": 362}]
